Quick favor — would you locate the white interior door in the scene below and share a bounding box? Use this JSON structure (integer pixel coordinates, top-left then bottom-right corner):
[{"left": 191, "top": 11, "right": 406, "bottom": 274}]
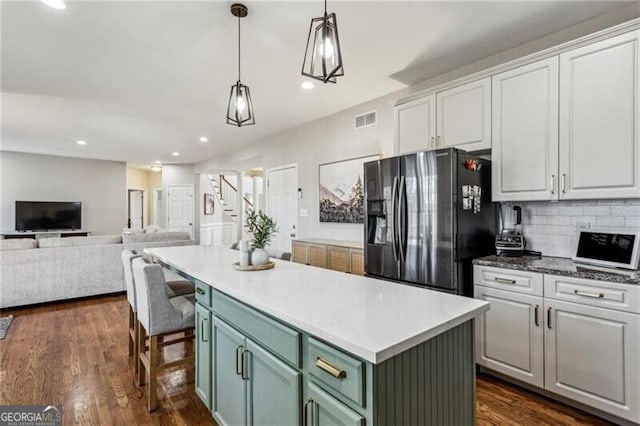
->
[
  {"left": 167, "top": 184, "right": 195, "bottom": 238},
  {"left": 266, "top": 165, "right": 297, "bottom": 252},
  {"left": 128, "top": 189, "right": 144, "bottom": 230}
]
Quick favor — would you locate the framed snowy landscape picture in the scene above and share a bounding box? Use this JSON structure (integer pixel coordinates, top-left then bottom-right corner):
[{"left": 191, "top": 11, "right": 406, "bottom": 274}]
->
[{"left": 319, "top": 154, "right": 378, "bottom": 223}]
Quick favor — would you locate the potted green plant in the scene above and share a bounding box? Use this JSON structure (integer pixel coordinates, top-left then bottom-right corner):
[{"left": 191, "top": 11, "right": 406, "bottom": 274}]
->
[{"left": 244, "top": 210, "right": 279, "bottom": 265}]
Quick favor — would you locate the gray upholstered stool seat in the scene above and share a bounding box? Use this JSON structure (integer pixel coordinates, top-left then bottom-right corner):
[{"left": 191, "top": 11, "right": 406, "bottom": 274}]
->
[
  {"left": 164, "top": 269, "right": 195, "bottom": 297},
  {"left": 168, "top": 294, "right": 196, "bottom": 325},
  {"left": 132, "top": 257, "right": 195, "bottom": 411},
  {"left": 121, "top": 249, "right": 195, "bottom": 378}
]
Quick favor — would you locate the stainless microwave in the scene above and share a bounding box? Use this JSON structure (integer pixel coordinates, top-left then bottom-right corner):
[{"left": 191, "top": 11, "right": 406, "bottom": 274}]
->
[{"left": 573, "top": 230, "right": 640, "bottom": 270}]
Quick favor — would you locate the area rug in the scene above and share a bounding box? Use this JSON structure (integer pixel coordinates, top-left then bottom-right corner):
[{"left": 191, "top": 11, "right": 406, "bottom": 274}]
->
[{"left": 0, "top": 315, "right": 14, "bottom": 340}]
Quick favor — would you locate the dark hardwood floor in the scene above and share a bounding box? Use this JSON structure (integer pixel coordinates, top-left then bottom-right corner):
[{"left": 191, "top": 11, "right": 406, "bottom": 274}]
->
[{"left": 0, "top": 295, "right": 613, "bottom": 425}]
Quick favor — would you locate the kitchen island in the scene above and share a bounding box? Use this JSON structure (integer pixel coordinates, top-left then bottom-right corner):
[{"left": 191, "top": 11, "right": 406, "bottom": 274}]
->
[{"left": 146, "top": 245, "right": 490, "bottom": 426}]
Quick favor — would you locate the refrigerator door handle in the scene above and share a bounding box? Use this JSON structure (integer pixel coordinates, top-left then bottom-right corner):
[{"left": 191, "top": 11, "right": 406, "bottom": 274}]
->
[
  {"left": 391, "top": 176, "right": 399, "bottom": 261},
  {"left": 399, "top": 176, "right": 407, "bottom": 261}
]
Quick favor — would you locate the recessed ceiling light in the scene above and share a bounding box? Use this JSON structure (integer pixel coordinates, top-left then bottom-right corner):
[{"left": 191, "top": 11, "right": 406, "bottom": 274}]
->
[
  {"left": 154, "top": 160, "right": 162, "bottom": 164},
  {"left": 172, "top": 152, "right": 180, "bottom": 157},
  {"left": 76, "top": 140, "right": 87, "bottom": 146},
  {"left": 199, "top": 136, "right": 209, "bottom": 143},
  {"left": 40, "top": 0, "right": 66, "bottom": 10},
  {"left": 150, "top": 165, "right": 162, "bottom": 172},
  {"left": 301, "top": 81, "right": 314, "bottom": 90}
]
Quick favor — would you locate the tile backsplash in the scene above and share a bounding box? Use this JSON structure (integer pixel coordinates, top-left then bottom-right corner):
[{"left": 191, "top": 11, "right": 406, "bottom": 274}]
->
[{"left": 500, "top": 199, "right": 640, "bottom": 258}]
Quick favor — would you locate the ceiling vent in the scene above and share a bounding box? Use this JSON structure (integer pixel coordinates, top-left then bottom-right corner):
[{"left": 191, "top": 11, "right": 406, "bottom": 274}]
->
[{"left": 354, "top": 110, "right": 377, "bottom": 129}]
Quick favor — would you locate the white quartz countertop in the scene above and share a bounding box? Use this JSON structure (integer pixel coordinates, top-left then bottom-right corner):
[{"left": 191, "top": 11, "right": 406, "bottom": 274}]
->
[{"left": 145, "top": 245, "right": 489, "bottom": 364}]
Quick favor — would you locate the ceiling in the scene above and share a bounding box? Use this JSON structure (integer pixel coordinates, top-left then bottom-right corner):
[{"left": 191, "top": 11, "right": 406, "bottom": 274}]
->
[{"left": 1, "top": 1, "right": 632, "bottom": 167}]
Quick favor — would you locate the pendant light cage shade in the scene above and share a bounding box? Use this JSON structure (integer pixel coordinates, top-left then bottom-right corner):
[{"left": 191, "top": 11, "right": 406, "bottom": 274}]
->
[
  {"left": 226, "top": 3, "right": 255, "bottom": 127},
  {"left": 302, "top": 12, "right": 344, "bottom": 84},
  {"left": 227, "top": 81, "right": 255, "bottom": 127}
]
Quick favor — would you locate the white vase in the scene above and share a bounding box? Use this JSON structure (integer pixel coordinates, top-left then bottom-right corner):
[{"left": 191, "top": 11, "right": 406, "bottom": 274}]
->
[{"left": 251, "top": 248, "right": 269, "bottom": 266}]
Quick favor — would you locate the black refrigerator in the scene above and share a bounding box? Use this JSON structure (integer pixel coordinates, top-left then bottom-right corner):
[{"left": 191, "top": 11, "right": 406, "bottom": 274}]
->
[{"left": 364, "top": 148, "right": 498, "bottom": 297}]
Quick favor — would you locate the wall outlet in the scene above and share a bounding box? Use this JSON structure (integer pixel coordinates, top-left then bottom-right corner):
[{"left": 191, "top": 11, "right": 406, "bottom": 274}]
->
[
  {"left": 576, "top": 221, "right": 590, "bottom": 230},
  {"left": 299, "top": 208, "right": 309, "bottom": 218}
]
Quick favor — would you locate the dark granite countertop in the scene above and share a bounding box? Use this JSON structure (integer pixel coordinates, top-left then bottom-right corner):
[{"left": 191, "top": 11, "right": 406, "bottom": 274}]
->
[{"left": 473, "top": 255, "right": 640, "bottom": 285}]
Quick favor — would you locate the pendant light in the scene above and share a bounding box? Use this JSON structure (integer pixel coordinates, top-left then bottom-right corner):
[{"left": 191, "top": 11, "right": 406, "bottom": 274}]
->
[
  {"left": 301, "top": 0, "right": 344, "bottom": 84},
  {"left": 226, "top": 3, "right": 255, "bottom": 127}
]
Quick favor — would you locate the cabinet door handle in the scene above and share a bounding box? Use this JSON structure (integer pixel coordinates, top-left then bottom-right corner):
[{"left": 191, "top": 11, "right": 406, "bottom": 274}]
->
[
  {"left": 547, "top": 307, "right": 552, "bottom": 330},
  {"left": 315, "top": 357, "right": 347, "bottom": 379},
  {"left": 534, "top": 305, "right": 539, "bottom": 327},
  {"left": 195, "top": 287, "right": 205, "bottom": 295},
  {"left": 574, "top": 289, "right": 604, "bottom": 299},
  {"left": 561, "top": 173, "right": 567, "bottom": 194},
  {"left": 550, "top": 174, "right": 556, "bottom": 195},
  {"left": 235, "top": 345, "right": 244, "bottom": 375},
  {"left": 241, "top": 349, "right": 250, "bottom": 380},
  {"left": 494, "top": 277, "right": 516, "bottom": 284},
  {"left": 303, "top": 398, "right": 314, "bottom": 426},
  {"left": 201, "top": 317, "right": 208, "bottom": 343}
]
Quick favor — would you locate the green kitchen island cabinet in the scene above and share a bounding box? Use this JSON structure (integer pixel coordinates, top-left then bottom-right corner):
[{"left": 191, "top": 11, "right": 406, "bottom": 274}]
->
[
  {"left": 195, "top": 300, "right": 212, "bottom": 410},
  {"left": 146, "top": 245, "right": 489, "bottom": 426}
]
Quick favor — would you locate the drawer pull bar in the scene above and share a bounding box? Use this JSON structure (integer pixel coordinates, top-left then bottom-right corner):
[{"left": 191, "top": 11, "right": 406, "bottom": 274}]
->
[
  {"left": 494, "top": 277, "right": 516, "bottom": 284},
  {"left": 201, "top": 317, "right": 208, "bottom": 343},
  {"left": 574, "top": 289, "right": 604, "bottom": 298},
  {"left": 235, "top": 345, "right": 244, "bottom": 375},
  {"left": 303, "top": 398, "right": 314, "bottom": 426},
  {"left": 195, "top": 287, "right": 206, "bottom": 295},
  {"left": 315, "top": 357, "right": 347, "bottom": 379},
  {"left": 241, "top": 349, "right": 250, "bottom": 381}
]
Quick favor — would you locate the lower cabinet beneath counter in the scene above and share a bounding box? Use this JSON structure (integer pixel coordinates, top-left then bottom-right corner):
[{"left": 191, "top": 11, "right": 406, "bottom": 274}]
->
[
  {"left": 474, "top": 265, "right": 640, "bottom": 425},
  {"left": 196, "top": 286, "right": 478, "bottom": 426},
  {"left": 292, "top": 240, "right": 365, "bottom": 276}
]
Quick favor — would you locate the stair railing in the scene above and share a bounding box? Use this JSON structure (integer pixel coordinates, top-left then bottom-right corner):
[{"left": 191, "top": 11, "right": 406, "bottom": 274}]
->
[{"left": 218, "top": 174, "right": 254, "bottom": 218}]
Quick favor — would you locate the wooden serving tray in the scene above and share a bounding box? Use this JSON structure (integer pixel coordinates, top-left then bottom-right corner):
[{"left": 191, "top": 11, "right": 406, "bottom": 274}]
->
[{"left": 232, "top": 261, "right": 275, "bottom": 271}]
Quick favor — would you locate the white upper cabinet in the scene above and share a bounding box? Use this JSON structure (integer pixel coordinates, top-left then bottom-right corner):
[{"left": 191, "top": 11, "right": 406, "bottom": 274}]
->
[
  {"left": 436, "top": 77, "right": 491, "bottom": 151},
  {"left": 394, "top": 95, "right": 436, "bottom": 155},
  {"left": 559, "top": 30, "right": 640, "bottom": 199},
  {"left": 492, "top": 57, "right": 559, "bottom": 201},
  {"left": 395, "top": 28, "right": 640, "bottom": 201}
]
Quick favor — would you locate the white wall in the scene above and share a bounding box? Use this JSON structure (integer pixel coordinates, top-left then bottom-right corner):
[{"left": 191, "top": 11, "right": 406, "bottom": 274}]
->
[
  {"left": 197, "top": 90, "right": 405, "bottom": 242},
  {"left": 0, "top": 151, "right": 126, "bottom": 235}
]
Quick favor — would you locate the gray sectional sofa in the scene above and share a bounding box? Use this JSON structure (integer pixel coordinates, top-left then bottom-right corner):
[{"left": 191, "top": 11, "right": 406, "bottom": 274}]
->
[{"left": 0, "top": 232, "right": 197, "bottom": 309}]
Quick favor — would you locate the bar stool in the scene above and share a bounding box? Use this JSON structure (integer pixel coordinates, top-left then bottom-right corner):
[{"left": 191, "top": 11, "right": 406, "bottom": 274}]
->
[
  {"left": 121, "top": 250, "right": 195, "bottom": 375},
  {"left": 132, "top": 257, "right": 195, "bottom": 411}
]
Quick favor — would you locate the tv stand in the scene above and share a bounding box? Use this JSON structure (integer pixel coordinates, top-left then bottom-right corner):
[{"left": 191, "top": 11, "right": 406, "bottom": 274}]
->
[{"left": 1, "top": 230, "right": 90, "bottom": 240}]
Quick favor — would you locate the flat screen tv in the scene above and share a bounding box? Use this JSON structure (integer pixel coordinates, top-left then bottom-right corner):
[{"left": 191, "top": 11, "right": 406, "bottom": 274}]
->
[{"left": 15, "top": 201, "right": 82, "bottom": 231}]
